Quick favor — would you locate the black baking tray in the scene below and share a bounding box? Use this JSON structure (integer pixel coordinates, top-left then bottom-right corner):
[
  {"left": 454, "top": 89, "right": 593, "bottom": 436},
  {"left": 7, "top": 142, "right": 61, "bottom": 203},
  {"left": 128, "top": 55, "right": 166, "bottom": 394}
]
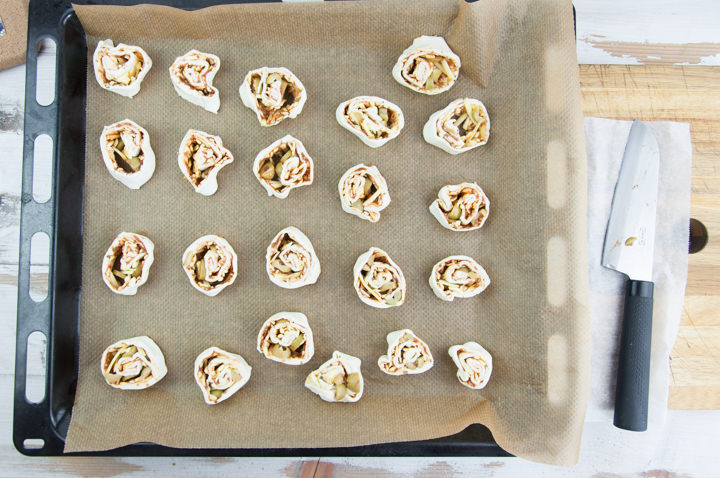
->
[{"left": 14, "top": 0, "right": 520, "bottom": 457}]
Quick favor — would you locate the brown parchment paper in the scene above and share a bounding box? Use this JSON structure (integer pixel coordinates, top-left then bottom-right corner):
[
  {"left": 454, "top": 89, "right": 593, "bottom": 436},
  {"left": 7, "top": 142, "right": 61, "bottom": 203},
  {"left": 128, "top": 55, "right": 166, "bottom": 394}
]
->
[{"left": 66, "top": 0, "right": 590, "bottom": 465}]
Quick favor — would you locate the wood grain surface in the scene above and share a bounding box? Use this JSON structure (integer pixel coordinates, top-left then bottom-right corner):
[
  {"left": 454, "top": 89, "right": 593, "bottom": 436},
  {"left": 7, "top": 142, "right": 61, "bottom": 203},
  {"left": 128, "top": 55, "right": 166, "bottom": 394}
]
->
[{"left": 579, "top": 64, "right": 720, "bottom": 410}]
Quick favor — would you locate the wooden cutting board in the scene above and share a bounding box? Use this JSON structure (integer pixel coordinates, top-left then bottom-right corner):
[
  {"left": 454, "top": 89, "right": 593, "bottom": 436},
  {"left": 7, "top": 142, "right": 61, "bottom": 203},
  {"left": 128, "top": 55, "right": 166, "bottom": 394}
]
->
[{"left": 580, "top": 65, "right": 720, "bottom": 410}]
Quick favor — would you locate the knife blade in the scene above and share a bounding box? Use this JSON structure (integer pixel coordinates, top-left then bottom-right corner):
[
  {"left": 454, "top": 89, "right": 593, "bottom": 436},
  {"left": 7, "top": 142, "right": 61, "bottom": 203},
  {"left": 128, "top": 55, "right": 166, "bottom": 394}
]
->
[{"left": 602, "top": 120, "right": 660, "bottom": 432}]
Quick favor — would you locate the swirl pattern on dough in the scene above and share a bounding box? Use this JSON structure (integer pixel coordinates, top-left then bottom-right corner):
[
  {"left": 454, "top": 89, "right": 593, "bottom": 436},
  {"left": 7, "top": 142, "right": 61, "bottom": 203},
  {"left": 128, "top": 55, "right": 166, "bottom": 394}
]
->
[
  {"left": 101, "top": 336, "right": 167, "bottom": 389},
  {"left": 266, "top": 227, "right": 320, "bottom": 289},
  {"left": 378, "top": 329, "right": 434, "bottom": 375},
  {"left": 448, "top": 342, "right": 493, "bottom": 389},
  {"left": 178, "top": 129, "right": 234, "bottom": 196},
  {"left": 338, "top": 164, "right": 391, "bottom": 223},
  {"left": 429, "top": 182, "right": 490, "bottom": 231},
  {"left": 194, "top": 346, "right": 252, "bottom": 404},
  {"left": 182, "top": 235, "right": 238, "bottom": 296},
  {"left": 353, "top": 247, "right": 406, "bottom": 308},
  {"left": 101, "top": 232, "right": 155, "bottom": 296},
  {"left": 305, "top": 351, "right": 363, "bottom": 403},
  {"left": 429, "top": 255, "right": 490, "bottom": 301},
  {"left": 169, "top": 49, "right": 221, "bottom": 113},
  {"left": 336, "top": 96, "right": 404, "bottom": 148},
  {"left": 239, "top": 67, "right": 306, "bottom": 126},
  {"left": 253, "top": 135, "right": 313, "bottom": 198},
  {"left": 392, "top": 35, "right": 461, "bottom": 95},
  {"left": 100, "top": 119, "right": 155, "bottom": 189},
  {"left": 257, "top": 312, "right": 314, "bottom": 365},
  {"left": 423, "top": 98, "right": 490, "bottom": 154},
  {"left": 93, "top": 39, "right": 152, "bottom": 98}
]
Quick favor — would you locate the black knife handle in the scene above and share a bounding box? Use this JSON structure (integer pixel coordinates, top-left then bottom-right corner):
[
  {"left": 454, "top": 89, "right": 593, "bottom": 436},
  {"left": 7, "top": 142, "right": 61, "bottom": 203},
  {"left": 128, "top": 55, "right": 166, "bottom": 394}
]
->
[{"left": 614, "top": 280, "right": 654, "bottom": 432}]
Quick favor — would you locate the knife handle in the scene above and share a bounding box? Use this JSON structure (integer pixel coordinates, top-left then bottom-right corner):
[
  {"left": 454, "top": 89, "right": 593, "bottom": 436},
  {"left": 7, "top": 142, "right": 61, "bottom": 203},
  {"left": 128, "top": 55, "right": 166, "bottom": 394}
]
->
[{"left": 614, "top": 280, "right": 654, "bottom": 432}]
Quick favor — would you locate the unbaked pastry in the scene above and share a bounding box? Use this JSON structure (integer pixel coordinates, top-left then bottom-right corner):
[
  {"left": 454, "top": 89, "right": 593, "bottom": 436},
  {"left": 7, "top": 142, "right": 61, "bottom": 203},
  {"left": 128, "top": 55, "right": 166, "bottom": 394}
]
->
[
  {"left": 177, "top": 129, "right": 234, "bottom": 196},
  {"left": 265, "top": 227, "right": 320, "bottom": 289},
  {"left": 101, "top": 232, "right": 154, "bottom": 296},
  {"left": 392, "top": 35, "right": 461, "bottom": 95},
  {"left": 338, "top": 164, "right": 391, "bottom": 223},
  {"left": 448, "top": 341, "right": 492, "bottom": 389},
  {"left": 429, "top": 255, "right": 490, "bottom": 301},
  {"left": 423, "top": 98, "right": 490, "bottom": 154},
  {"left": 182, "top": 235, "right": 238, "bottom": 296},
  {"left": 305, "top": 351, "right": 363, "bottom": 403},
  {"left": 352, "top": 247, "right": 406, "bottom": 308},
  {"left": 93, "top": 39, "right": 152, "bottom": 98},
  {"left": 378, "top": 329, "right": 434, "bottom": 375},
  {"left": 239, "top": 67, "right": 306, "bottom": 126},
  {"left": 253, "top": 135, "right": 313, "bottom": 198},
  {"left": 169, "top": 49, "right": 221, "bottom": 113},
  {"left": 101, "top": 336, "right": 166, "bottom": 389},
  {"left": 257, "top": 312, "right": 314, "bottom": 365},
  {"left": 100, "top": 119, "right": 155, "bottom": 189},
  {"left": 429, "top": 182, "right": 490, "bottom": 231},
  {"left": 194, "top": 346, "right": 252, "bottom": 404},
  {"left": 336, "top": 96, "right": 404, "bottom": 148}
]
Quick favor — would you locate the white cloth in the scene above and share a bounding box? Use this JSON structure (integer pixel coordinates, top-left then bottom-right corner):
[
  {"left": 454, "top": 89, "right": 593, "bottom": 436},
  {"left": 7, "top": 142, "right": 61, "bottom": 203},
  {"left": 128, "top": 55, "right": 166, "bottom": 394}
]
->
[{"left": 584, "top": 117, "right": 692, "bottom": 424}]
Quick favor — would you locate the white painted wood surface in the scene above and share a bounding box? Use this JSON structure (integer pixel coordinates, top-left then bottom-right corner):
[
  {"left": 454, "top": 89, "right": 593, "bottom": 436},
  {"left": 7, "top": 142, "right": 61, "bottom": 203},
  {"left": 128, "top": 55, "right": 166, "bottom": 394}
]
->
[
  {"left": 2, "top": 3, "right": 720, "bottom": 476},
  {"left": 575, "top": 0, "right": 720, "bottom": 65}
]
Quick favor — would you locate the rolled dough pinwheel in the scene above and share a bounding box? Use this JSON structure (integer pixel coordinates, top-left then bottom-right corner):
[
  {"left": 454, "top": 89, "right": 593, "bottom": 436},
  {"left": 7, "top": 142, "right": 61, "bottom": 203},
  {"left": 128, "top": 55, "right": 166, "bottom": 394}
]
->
[
  {"left": 93, "top": 39, "right": 152, "bottom": 98},
  {"left": 265, "top": 226, "right": 320, "bottom": 289},
  {"left": 338, "top": 164, "right": 391, "bottom": 223},
  {"left": 253, "top": 135, "right": 313, "bottom": 198},
  {"left": 169, "top": 49, "right": 221, "bottom": 113},
  {"left": 392, "top": 35, "right": 461, "bottom": 95},
  {"left": 177, "top": 129, "right": 234, "bottom": 196},
  {"left": 423, "top": 98, "right": 490, "bottom": 154},
  {"left": 194, "top": 346, "right": 252, "bottom": 405},
  {"left": 305, "top": 351, "right": 364, "bottom": 403},
  {"left": 100, "top": 119, "right": 155, "bottom": 189},
  {"left": 257, "top": 312, "right": 314, "bottom": 365},
  {"left": 429, "top": 182, "right": 490, "bottom": 231},
  {"left": 448, "top": 341, "right": 493, "bottom": 390},
  {"left": 239, "top": 67, "right": 306, "bottom": 126},
  {"left": 353, "top": 247, "right": 406, "bottom": 308},
  {"left": 101, "top": 232, "right": 154, "bottom": 295},
  {"left": 429, "top": 255, "right": 490, "bottom": 301},
  {"left": 336, "top": 96, "right": 404, "bottom": 148},
  {"left": 182, "top": 235, "right": 238, "bottom": 296},
  {"left": 378, "top": 329, "right": 434, "bottom": 375},
  {"left": 101, "top": 336, "right": 166, "bottom": 389}
]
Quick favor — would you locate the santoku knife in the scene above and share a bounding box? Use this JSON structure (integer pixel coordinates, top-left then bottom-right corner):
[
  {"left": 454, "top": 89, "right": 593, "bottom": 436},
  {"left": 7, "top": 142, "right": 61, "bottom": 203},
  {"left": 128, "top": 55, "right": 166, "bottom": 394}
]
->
[{"left": 602, "top": 120, "right": 660, "bottom": 432}]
